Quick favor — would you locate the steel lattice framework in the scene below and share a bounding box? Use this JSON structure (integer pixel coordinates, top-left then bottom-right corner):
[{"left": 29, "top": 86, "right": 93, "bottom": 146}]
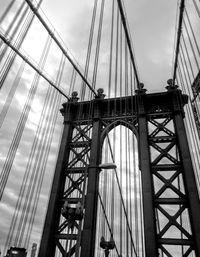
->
[{"left": 39, "top": 84, "right": 200, "bottom": 257}]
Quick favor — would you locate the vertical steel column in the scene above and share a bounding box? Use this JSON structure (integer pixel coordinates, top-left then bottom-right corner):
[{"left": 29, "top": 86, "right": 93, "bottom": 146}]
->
[
  {"left": 170, "top": 87, "right": 200, "bottom": 256},
  {"left": 80, "top": 97, "right": 103, "bottom": 257},
  {"left": 38, "top": 102, "right": 74, "bottom": 257},
  {"left": 136, "top": 88, "right": 158, "bottom": 257}
]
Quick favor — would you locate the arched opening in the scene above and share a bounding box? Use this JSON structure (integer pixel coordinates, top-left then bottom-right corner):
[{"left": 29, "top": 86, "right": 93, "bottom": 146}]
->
[{"left": 95, "top": 124, "right": 144, "bottom": 256}]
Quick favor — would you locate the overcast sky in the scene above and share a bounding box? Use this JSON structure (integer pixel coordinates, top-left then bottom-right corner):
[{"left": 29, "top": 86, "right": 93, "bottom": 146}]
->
[
  {"left": 39, "top": 0, "right": 178, "bottom": 91},
  {"left": 0, "top": 0, "right": 181, "bottom": 255}
]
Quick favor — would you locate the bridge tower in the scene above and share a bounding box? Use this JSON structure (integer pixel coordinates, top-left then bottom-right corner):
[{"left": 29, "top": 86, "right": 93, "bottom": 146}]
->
[{"left": 38, "top": 83, "right": 200, "bottom": 257}]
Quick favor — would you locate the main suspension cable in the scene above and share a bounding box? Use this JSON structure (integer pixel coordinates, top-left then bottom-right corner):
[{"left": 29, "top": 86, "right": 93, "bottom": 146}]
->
[{"left": 116, "top": 0, "right": 140, "bottom": 87}]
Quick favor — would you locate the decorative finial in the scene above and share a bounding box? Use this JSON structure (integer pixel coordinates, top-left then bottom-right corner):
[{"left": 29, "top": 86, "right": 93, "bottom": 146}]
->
[
  {"left": 166, "top": 79, "right": 178, "bottom": 91},
  {"left": 70, "top": 91, "right": 79, "bottom": 102},
  {"left": 96, "top": 88, "right": 105, "bottom": 99},
  {"left": 72, "top": 91, "right": 78, "bottom": 97},
  {"left": 135, "top": 82, "right": 147, "bottom": 94},
  {"left": 139, "top": 83, "right": 144, "bottom": 90},
  {"left": 167, "top": 79, "right": 173, "bottom": 86}
]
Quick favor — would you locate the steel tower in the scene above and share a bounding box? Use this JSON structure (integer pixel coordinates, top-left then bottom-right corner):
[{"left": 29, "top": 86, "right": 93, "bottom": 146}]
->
[{"left": 39, "top": 83, "right": 200, "bottom": 257}]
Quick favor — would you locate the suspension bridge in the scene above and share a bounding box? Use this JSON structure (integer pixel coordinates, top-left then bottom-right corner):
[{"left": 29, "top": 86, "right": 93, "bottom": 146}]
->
[{"left": 0, "top": 0, "right": 200, "bottom": 256}]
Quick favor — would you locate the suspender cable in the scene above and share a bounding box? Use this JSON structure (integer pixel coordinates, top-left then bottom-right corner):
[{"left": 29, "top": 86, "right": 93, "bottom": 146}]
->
[
  {"left": 179, "top": 50, "right": 191, "bottom": 99},
  {"left": 125, "top": 39, "right": 128, "bottom": 96},
  {"left": 179, "top": 53, "right": 200, "bottom": 152},
  {"left": 0, "top": 3, "right": 28, "bottom": 87},
  {"left": 106, "top": 135, "right": 138, "bottom": 256},
  {"left": 108, "top": 0, "right": 115, "bottom": 97},
  {"left": 115, "top": 10, "right": 119, "bottom": 97},
  {"left": 181, "top": 35, "right": 195, "bottom": 80},
  {"left": 180, "top": 44, "right": 192, "bottom": 86},
  {"left": 69, "top": 68, "right": 77, "bottom": 96},
  {"left": 80, "top": 0, "right": 98, "bottom": 101},
  {"left": 101, "top": 141, "right": 108, "bottom": 237},
  {"left": 119, "top": 22, "right": 123, "bottom": 255},
  {"left": 192, "top": 0, "right": 200, "bottom": 17},
  {"left": 177, "top": 68, "right": 200, "bottom": 189},
  {"left": 3, "top": 72, "right": 52, "bottom": 252},
  {"left": 182, "top": 19, "right": 199, "bottom": 71},
  {"left": 98, "top": 193, "right": 121, "bottom": 257},
  {"left": 179, "top": 44, "right": 200, "bottom": 154},
  {"left": 139, "top": 170, "right": 145, "bottom": 256},
  {"left": 111, "top": 125, "right": 116, "bottom": 233},
  {"left": 0, "top": 0, "right": 15, "bottom": 25},
  {"left": 0, "top": 0, "right": 43, "bottom": 90},
  {"left": 20, "top": 56, "right": 65, "bottom": 247},
  {"left": 128, "top": 131, "right": 133, "bottom": 256},
  {"left": 113, "top": 8, "right": 119, "bottom": 119},
  {"left": 0, "top": 35, "right": 52, "bottom": 201},
  {"left": 119, "top": 125, "right": 122, "bottom": 255},
  {"left": 92, "top": 0, "right": 105, "bottom": 90},
  {"left": 4, "top": 55, "right": 66, "bottom": 252},
  {"left": 0, "top": 60, "right": 26, "bottom": 128},
  {"left": 130, "top": 57, "right": 134, "bottom": 95},
  {"left": 125, "top": 128, "right": 129, "bottom": 255},
  {"left": 120, "top": 22, "right": 123, "bottom": 97},
  {"left": 24, "top": 0, "right": 97, "bottom": 97},
  {"left": 172, "top": 0, "right": 185, "bottom": 85},
  {"left": 133, "top": 135, "right": 140, "bottom": 255},
  {"left": 25, "top": 87, "right": 62, "bottom": 248},
  {"left": 0, "top": 1, "right": 26, "bottom": 52},
  {"left": 184, "top": 10, "right": 200, "bottom": 58}
]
